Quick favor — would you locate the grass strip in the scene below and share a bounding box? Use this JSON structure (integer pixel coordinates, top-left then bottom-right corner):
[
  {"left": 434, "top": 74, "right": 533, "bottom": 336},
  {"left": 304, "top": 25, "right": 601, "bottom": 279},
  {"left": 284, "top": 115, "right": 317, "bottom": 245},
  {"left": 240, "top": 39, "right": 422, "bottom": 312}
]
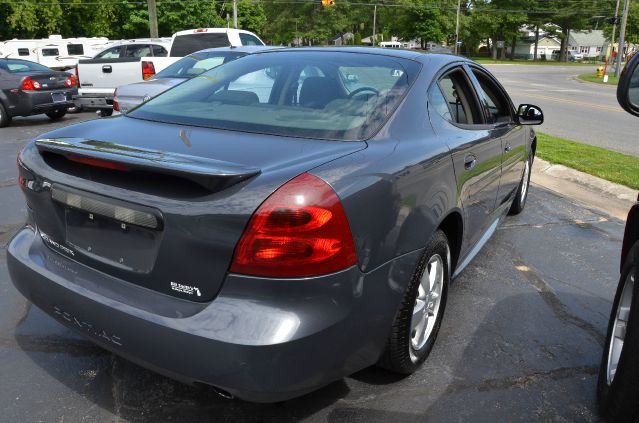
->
[
  {"left": 578, "top": 73, "right": 619, "bottom": 85},
  {"left": 536, "top": 133, "right": 639, "bottom": 190}
]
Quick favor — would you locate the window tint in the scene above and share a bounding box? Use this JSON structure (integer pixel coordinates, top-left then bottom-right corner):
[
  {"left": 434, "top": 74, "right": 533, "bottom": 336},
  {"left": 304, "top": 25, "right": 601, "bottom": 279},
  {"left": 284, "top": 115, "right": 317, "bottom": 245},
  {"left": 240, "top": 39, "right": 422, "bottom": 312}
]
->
[
  {"left": 471, "top": 69, "right": 511, "bottom": 124},
  {"left": 67, "top": 44, "right": 84, "bottom": 55},
  {"left": 5, "top": 59, "right": 50, "bottom": 73},
  {"left": 239, "top": 33, "right": 263, "bottom": 46},
  {"left": 154, "top": 51, "right": 246, "bottom": 79},
  {"left": 17, "top": 48, "right": 30, "bottom": 56},
  {"left": 152, "top": 45, "right": 168, "bottom": 57},
  {"left": 130, "top": 52, "right": 421, "bottom": 141},
  {"left": 41, "top": 48, "right": 60, "bottom": 57},
  {"left": 125, "top": 45, "right": 151, "bottom": 58},
  {"left": 170, "top": 34, "right": 230, "bottom": 57},
  {"left": 435, "top": 69, "right": 479, "bottom": 125},
  {"left": 96, "top": 46, "right": 122, "bottom": 59}
]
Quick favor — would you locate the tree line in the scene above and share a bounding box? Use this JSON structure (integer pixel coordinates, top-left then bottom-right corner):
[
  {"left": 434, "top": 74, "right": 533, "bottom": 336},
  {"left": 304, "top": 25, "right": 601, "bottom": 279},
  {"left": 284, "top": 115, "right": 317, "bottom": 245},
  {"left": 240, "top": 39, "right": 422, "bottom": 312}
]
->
[{"left": 0, "top": 0, "right": 637, "bottom": 60}]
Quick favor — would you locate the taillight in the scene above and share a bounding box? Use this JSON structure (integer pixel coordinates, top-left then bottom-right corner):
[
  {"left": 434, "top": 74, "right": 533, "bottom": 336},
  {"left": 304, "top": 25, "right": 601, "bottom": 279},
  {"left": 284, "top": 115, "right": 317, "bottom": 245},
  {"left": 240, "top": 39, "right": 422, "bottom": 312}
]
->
[
  {"left": 21, "top": 77, "right": 41, "bottom": 91},
  {"left": 230, "top": 173, "right": 357, "bottom": 278},
  {"left": 113, "top": 88, "right": 119, "bottom": 112},
  {"left": 142, "top": 61, "right": 155, "bottom": 80},
  {"left": 75, "top": 65, "right": 79, "bottom": 86},
  {"left": 67, "top": 154, "right": 128, "bottom": 171},
  {"left": 64, "top": 75, "right": 77, "bottom": 87}
]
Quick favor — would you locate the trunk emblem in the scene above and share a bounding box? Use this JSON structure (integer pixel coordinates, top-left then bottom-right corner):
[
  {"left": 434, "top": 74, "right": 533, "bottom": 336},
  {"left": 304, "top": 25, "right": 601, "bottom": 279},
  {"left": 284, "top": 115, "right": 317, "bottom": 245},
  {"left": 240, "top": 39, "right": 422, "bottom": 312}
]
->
[{"left": 50, "top": 76, "right": 56, "bottom": 80}]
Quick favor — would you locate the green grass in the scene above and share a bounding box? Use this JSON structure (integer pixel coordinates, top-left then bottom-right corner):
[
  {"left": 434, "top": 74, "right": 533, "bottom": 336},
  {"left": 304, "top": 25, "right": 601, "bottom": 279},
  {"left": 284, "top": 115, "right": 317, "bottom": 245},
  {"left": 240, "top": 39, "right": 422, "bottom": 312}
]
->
[
  {"left": 536, "top": 133, "right": 639, "bottom": 190},
  {"left": 578, "top": 73, "right": 620, "bottom": 85},
  {"left": 469, "top": 57, "right": 599, "bottom": 66}
]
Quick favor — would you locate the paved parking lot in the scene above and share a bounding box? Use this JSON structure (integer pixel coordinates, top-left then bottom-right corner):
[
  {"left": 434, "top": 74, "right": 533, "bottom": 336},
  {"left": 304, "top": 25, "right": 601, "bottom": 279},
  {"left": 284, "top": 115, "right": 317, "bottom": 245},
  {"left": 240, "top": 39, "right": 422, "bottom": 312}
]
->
[{"left": 0, "top": 113, "right": 624, "bottom": 422}]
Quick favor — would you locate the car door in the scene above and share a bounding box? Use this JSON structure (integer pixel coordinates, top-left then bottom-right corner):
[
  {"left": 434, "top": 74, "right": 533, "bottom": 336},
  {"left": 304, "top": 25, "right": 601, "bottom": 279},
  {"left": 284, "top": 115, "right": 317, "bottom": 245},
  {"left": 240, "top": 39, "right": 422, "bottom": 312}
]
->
[
  {"left": 467, "top": 65, "right": 526, "bottom": 208},
  {"left": 428, "top": 65, "right": 503, "bottom": 250}
]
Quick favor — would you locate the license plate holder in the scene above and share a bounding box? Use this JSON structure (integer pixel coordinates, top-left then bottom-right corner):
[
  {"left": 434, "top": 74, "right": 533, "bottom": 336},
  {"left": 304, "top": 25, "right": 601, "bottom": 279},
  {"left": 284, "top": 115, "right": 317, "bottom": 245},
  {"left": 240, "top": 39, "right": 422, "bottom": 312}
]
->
[{"left": 51, "top": 92, "right": 66, "bottom": 103}]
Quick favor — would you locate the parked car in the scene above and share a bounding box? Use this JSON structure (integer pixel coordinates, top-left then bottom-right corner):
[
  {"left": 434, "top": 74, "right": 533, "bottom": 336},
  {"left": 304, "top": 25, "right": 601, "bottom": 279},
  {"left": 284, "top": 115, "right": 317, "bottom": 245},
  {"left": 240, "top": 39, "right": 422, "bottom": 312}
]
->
[
  {"left": 597, "top": 52, "right": 639, "bottom": 423},
  {"left": 8, "top": 48, "right": 542, "bottom": 402},
  {"left": 114, "top": 46, "right": 276, "bottom": 114},
  {"left": 0, "top": 58, "right": 77, "bottom": 127},
  {"left": 75, "top": 29, "right": 264, "bottom": 116},
  {"left": 551, "top": 50, "right": 584, "bottom": 61}
]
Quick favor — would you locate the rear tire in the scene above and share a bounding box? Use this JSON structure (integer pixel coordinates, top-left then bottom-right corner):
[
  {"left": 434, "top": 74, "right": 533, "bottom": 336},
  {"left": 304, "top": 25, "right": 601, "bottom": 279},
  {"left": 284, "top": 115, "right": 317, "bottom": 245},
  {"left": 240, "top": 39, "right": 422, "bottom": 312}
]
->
[
  {"left": 0, "top": 102, "right": 11, "bottom": 127},
  {"left": 508, "top": 155, "right": 532, "bottom": 215},
  {"left": 597, "top": 242, "right": 639, "bottom": 422},
  {"left": 378, "top": 230, "right": 450, "bottom": 374},
  {"left": 46, "top": 108, "right": 67, "bottom": 120},
  {"left": 99, "top": 108, "right": 113, "bottom": 117}
]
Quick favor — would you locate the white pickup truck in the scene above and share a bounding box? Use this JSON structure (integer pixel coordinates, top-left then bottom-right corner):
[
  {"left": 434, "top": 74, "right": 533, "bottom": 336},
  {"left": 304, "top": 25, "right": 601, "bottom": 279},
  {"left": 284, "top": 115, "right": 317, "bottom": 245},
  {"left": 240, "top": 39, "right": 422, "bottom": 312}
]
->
[{"left": 74, "top": 28, "right": 264, "bottom": 115}]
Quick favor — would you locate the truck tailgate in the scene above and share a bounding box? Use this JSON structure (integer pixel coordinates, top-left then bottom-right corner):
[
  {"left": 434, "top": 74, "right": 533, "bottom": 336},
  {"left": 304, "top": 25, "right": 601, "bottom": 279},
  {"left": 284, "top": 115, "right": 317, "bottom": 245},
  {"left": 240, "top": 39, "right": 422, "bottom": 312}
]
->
[{"left": 77, "top": 58, "right": 143, "bottom": 89}]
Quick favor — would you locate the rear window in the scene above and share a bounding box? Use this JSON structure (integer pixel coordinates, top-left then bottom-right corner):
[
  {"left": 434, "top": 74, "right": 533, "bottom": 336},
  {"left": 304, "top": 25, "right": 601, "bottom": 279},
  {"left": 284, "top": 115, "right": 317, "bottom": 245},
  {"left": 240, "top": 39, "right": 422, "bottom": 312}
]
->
[
  {"left": 170, "top": 33, "right": 230, "bottom": 57},
  {"left": 154, "top": 51, "right": 246, "bottom": 79},
  {"left": 129, "top": 51, "right": 421, "bottom": 141},
  {"left": 67, "top": 44, "right": 84, "bottom": 55},
  {"left": 5, "top": 59, "right": 51, "bottom": 73}
]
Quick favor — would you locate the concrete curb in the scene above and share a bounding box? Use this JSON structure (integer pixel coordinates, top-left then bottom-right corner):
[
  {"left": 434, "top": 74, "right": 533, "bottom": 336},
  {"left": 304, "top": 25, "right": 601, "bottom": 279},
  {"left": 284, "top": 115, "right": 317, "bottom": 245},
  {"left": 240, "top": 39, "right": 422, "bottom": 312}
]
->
[{"left": 531, "top": 158, "right": 637, "bottom": 221}]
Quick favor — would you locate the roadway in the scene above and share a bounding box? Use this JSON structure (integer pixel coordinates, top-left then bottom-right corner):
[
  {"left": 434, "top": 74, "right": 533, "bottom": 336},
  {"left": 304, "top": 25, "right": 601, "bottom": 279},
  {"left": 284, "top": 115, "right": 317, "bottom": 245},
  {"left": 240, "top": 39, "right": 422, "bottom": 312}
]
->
[{"left": 485, "top": 64, "right": 639, "bottom": 157}]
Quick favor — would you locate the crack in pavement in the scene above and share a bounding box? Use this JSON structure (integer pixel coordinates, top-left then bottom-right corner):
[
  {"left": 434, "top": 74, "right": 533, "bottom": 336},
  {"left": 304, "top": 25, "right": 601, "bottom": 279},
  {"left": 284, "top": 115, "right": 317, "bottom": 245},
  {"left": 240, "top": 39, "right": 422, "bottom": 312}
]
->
[
  {"left": 0, "top": 178, "right": 18, "bottom": 188},
  {"left": 442, "top": 365, "right": 598, "bottom": 395}
]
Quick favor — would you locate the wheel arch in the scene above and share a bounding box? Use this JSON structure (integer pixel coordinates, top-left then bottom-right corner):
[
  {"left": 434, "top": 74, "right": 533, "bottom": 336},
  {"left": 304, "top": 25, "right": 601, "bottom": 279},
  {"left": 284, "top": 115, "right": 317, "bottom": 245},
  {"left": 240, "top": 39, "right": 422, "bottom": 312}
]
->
[
  {"left": 437, "top": 210, "right": 463, "bottom": 275},
  {"left": 621, "top": 202, "right": 639, "bottom": 271}
]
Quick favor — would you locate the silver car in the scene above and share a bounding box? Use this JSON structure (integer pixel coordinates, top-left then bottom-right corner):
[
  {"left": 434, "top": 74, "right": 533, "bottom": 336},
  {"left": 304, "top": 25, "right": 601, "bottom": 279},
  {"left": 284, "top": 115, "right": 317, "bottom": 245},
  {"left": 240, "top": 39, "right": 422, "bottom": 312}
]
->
[{"left": 113, "top": 46, "right": 276, "bottom": 114}]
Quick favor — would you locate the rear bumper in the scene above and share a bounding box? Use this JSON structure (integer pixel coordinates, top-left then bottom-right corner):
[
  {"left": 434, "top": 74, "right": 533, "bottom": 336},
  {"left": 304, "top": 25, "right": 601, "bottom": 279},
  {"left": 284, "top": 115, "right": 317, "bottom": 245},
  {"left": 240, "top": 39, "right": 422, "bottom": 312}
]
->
[
  {"left": 8, "top": 226, "right": 420, "bottom": 402},
  {"left": 6, "top": 89, "right": 77, "bottom": 117},
  {"left": 74, "top": 94, "right": 113, "bottom": 110}
]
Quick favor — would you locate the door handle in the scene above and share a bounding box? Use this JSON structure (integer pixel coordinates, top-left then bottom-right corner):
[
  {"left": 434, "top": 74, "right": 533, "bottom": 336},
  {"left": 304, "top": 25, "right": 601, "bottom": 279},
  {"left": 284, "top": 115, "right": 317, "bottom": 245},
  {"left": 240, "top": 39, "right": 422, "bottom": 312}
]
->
[
  {"left": 102, "top": 65, "right": 112, "bottom": 73},
  {"left": 464, "top": 154, "right": 477, "bottom": 170}
]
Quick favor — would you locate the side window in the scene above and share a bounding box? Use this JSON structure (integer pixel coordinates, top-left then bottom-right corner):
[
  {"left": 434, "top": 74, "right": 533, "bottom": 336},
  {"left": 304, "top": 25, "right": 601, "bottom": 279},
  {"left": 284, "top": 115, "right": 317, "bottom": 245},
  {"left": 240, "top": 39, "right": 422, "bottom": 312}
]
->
[
  {"left": 17, "top": 48, "right": 30, "bottom": 56},
  {"left": 125, "top": 44, "right": 151, "bottom": 58},
  {"left": 152, "top": 45, "right": 168, "bottom": 57},
  {"left": 67, "top": 44, "right": 84, "bottom": 55},
  {"left": 432, "top": 69, "right": 480, "bottom": 125},
  {"left": 471, "top": 69, "right": 512, "bottom": 124},
  {"left": 95, "top": 46, "right": 122, "bottom": 59},
  {"left": 239, "top": 33, "right": 263, "bottom": 46},
  {"left": 41, "top": 48, "right": 60, "bottom": 57}
]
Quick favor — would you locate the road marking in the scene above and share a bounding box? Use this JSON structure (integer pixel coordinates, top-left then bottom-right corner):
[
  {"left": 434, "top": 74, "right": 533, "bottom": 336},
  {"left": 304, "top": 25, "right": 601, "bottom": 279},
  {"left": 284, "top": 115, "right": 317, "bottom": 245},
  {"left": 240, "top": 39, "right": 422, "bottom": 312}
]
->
[{"left": 509, "top": 91, "right": 623, "bottom": 113}]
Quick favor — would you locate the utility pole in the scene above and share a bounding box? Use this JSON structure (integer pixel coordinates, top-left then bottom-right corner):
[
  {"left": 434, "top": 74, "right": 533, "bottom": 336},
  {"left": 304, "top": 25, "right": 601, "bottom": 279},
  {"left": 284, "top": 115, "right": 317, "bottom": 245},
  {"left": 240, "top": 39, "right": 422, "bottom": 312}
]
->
[
  {"left": 233, "top": 0, "right": 238, "bottom": 29},
  {"left": 454, "top": 0, "right": 461, "bottom": 54},
  {"left": 610, "top": 0, "right": 621, "bottom": 71},
  {"left": 615, "top": 0, "right": 630, "bottom": 78},
  {"left": 147, "top": 0, "right": 158, "bottom": 38},
  {"left": 372, "top": 4, "right": 377, "bottom": 47}
]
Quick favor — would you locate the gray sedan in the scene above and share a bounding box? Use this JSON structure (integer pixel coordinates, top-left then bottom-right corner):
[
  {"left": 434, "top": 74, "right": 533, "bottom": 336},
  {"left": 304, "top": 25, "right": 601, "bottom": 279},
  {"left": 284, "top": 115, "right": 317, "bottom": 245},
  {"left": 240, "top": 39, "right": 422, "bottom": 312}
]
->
[
  {"left": 114, "top": 46, "right": 276, "bottom": 113},
  {"left": 9, "top": 48, "right": 542, "bottom": 403}
]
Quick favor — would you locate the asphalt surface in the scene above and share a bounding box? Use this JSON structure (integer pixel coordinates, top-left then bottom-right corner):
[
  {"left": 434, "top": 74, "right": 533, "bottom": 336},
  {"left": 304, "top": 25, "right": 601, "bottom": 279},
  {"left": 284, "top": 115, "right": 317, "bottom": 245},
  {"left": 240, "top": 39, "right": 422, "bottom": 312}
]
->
[
  {"left": 0, "top": 112, "right": 626, "bottom": 421},
  {"left": 485, "top": 64, "right": 639, "bottom": 157}
]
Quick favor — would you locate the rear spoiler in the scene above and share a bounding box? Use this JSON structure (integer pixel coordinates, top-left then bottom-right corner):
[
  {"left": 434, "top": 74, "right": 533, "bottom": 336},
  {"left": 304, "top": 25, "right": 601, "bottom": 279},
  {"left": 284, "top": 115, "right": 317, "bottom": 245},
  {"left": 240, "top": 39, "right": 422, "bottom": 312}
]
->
[{"left": 35, "top": 137, "right": 261, "bottom": 192}]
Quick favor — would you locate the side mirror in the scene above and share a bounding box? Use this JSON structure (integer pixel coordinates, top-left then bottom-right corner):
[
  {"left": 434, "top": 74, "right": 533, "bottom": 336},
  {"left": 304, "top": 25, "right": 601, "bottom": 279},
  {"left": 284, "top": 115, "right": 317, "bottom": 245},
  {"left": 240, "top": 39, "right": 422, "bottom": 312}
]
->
[
  {"left": 517, "top": 104, "right": 544, "bottom": 125},
  {"left": 617, "top": 53, "right": 639, "bottom": 117}
]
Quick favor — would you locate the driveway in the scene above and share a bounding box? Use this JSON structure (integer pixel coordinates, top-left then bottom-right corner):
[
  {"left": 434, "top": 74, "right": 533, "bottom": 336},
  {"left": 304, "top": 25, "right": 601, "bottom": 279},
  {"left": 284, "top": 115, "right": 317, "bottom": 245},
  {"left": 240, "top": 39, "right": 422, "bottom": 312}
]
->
[{"left": 0, "top": 113, "right": 622, "bottom": 422}]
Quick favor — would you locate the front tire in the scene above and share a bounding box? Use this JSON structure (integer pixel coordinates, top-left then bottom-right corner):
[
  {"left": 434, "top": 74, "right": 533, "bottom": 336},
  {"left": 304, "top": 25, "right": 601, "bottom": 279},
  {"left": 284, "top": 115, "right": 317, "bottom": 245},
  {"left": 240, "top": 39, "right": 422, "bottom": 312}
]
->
[
  {"left": 45, "top": 108, "right": 67, "bottom": 120},
  {"left": 597, "top": 242, "right": 639, "bottom": 422},
  {"left": 509, "top": 155, "right": 532, "bottom": 215},
  {"left": 0, "top": 102, "right": 11, "bottom": 127},
  {"left": 378, "top": 230, "right": 450, "bottom": 374}
]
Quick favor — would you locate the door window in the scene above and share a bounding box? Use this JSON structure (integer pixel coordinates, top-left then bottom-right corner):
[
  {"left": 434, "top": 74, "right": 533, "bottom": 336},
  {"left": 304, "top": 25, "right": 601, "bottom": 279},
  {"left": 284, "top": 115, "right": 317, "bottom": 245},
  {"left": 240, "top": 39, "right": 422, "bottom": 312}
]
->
[
  {"left": 152, "top": 45, "right": 168, "bottom": 57},
  {"left": 125, "top": 45, "right": 152, "bottom": 58},
  {"left": 471, "top": 69, "right": 512, "bottom": 124},
  {"left": 431, "top": 68, "right": 481, "bottom": 125}
]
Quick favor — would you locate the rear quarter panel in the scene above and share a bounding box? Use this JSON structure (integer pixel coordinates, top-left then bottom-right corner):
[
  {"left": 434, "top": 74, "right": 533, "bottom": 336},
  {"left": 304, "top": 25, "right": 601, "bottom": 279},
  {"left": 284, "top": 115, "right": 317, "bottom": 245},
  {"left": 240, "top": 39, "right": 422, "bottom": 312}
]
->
[{"left": 622, "top": 202, "right": 639, "bottom": 270}]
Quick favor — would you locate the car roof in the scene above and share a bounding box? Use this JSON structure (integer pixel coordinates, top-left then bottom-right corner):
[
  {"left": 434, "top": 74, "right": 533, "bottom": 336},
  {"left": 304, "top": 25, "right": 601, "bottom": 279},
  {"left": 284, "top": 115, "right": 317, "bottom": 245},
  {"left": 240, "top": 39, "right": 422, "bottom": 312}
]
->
[{"left": 190, "top": 45, "right": 283, "bottom": 54}]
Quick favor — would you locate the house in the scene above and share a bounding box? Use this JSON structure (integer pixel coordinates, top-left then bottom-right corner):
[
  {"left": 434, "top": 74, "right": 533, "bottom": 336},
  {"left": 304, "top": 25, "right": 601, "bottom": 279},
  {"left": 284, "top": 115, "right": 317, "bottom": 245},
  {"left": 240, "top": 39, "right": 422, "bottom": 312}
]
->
[
  {"left": 568, "top": 30, "right": 608, "bottom": 59},
  {"left": 511, "top": 36, "right": 561, "bottom": 60},
  {"left": 329, "top": 32, "right": 354, "bottom": 46}
]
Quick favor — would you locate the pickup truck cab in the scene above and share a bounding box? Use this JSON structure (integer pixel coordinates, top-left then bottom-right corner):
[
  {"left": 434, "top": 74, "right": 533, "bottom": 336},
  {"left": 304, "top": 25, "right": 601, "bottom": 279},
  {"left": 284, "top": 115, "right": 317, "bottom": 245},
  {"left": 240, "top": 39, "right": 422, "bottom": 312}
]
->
[{"left": 74, "top": 29, "right": 264, "bottom": 115}]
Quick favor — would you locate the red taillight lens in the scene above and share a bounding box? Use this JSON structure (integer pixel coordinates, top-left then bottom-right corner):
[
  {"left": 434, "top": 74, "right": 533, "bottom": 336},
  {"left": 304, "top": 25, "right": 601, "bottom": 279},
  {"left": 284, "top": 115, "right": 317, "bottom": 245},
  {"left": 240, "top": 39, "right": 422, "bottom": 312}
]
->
[
  {"left": 65, "top": 75, "right": 77, "bottom": 87},
  {"left": 230, "top": 173, "right": 357, "bottom": 278},
  {"left": 67, "top": 154, "right": 128, "bottom": 171},
  {"left": 112, "top": 88, "right": 119, "bottom": 112},
  {"left": 21, "top": 77, "right": 41, "bottom": 91},
  {"left": 75, "top": 65, "right": 79, "bottom": 85},
  {"left": 142, "top": 61, "right": 155, "bottom": 80}
]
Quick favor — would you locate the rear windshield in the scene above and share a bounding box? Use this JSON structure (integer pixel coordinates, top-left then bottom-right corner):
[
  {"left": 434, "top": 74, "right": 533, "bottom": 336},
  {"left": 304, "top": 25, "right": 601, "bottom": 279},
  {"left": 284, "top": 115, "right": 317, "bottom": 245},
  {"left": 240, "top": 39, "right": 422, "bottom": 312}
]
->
[
  {"left": 2, "top": 59, "right": 51, "bottom": 73},
  {"left": 154, "top": 51, "right": 247, "bottom": 79},
  {"left": 129, "top": 51, "right": 421, "bottom": 141},
  {"left": 170, "top": 33, "right": 230, "bottom": 57}
]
